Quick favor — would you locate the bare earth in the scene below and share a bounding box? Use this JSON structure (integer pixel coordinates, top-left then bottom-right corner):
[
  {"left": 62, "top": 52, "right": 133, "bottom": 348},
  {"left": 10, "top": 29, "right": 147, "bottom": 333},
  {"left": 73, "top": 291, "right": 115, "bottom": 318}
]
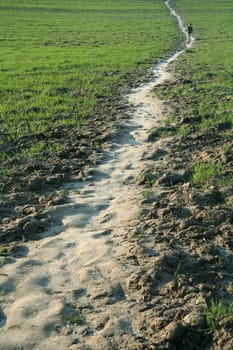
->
[{"left": 1, "top": 2, "right": 233, "bottom": 350}]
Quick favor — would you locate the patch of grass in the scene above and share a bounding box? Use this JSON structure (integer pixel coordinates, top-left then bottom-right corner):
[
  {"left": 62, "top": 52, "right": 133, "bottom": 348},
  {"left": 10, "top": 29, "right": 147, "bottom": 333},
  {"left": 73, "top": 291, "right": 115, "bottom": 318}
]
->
[
  {"left": 144, "top": 178, "right": 155, "bottom": 188},
  {"left": 65, "top": 312, "right": 85, "bottom": 325},
  {"left": 22, "top": 140, "right": 47, "bottom": 159},
  {"left": 0, "top": 245, "right": 8, "bottom": 254},
  {"left": 143, "top": 189, "right": 154, "bottom": 197},
  {"left": 225, "top": 282, "right": 233, "bottom": 295},
  {"left": 0, "top": 164, "right": 15, "bottom": 183},
  {"left": 172, "top": 262, "right": 181, "bottom": 279},
  {"left": 217, "top": 172, "right": 233, "bottom": 189},
  {"left": 0, "top": 0, "right": 183, "bottom": 170},
  {"left": 177, "top": 124, "right": 190, "bottom": 137},
  {"left": 204, "top": 299, "right": 233, "bottom": 334},
  {"left": 168, "top": 0, "right": 233, "bottom": 131},
  {"left": 191, "top": 160, "right": 222, "bottom": 189},
  {"left": 191, "top": 159, "right": 232, "bottom": 190},
  {"left": 156, "top": 0, "right": 232, "bottom": 196}
]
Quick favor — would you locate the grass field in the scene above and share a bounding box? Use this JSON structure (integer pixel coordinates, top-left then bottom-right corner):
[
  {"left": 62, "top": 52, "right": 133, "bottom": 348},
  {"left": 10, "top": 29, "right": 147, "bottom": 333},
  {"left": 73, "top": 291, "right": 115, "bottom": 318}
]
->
[
  {"left": 160, "top": 0, "right": 233, "bottom": 190},
  {"left": 0, "top": 0, "right": 182, "bottom": 168},
  {"left": 169, "top": 0, "right": 233, "bottom": 131}
]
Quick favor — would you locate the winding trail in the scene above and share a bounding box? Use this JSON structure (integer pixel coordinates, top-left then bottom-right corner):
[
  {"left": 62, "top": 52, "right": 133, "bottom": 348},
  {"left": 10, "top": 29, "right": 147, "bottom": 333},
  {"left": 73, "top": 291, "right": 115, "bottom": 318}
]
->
[{"left": 0, "top": 2, "right": 194, "bottom": 350}]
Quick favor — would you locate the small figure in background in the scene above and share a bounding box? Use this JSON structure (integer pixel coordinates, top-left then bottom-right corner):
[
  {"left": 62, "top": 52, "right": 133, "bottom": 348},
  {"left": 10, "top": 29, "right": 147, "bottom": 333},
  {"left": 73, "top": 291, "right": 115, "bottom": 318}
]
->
[{"left": 186, "top": 23, "right": 193, "bottom": 43}]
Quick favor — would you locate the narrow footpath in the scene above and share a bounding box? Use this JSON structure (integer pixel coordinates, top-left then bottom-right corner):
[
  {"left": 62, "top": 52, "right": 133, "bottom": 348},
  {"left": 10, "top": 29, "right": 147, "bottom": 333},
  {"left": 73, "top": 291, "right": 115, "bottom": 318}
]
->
[{"left": 0, "top": 2, "right": 194, "bottom": 349}]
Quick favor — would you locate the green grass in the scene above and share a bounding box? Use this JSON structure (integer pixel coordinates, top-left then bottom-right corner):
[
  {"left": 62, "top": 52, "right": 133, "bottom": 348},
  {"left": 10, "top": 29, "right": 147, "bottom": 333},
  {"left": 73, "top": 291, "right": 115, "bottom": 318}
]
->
[
  {"left": 191, "top": 160, "right": 222, "bottom": 189},
  {"left": 153, "top": 0, "right": 233, "bottom": 193},
  {"left": 0, "top": 0, "right": 182, "bottom": 168},
  {"left": 191, "top": 158, "right": 233, "bottom": 190},
  {"left": 167, "top": 0, "right": 233, "bottom": 132},
  {"left": 65, "top": 312, "right": 85, "bottom": 325},
  {"left": 204, "top": 299, "right": 233, "bottom": 334},
  {"left": 172, "top": 262, "right": 181, "bottom": 279}
]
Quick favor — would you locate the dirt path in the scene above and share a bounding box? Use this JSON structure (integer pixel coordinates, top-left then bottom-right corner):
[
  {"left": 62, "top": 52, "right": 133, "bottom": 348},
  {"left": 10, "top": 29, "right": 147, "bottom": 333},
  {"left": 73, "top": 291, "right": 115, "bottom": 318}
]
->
[{"left": 0, "top": 2, "right": 194, "bottom": 350}]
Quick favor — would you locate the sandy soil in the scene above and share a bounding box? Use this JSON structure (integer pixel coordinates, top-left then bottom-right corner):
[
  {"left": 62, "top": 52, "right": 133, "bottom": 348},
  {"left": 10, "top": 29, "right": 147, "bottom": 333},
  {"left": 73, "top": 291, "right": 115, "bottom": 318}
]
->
[{"left": 1, "top": 1, "right": 233, "bottom": 350}]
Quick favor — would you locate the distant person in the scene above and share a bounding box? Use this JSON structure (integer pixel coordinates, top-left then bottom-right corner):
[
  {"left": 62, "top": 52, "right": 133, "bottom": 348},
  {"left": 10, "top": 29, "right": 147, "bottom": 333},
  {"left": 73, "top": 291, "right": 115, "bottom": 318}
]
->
[{"left": 186, "top": 23, "right": 193, "bottom": 43}]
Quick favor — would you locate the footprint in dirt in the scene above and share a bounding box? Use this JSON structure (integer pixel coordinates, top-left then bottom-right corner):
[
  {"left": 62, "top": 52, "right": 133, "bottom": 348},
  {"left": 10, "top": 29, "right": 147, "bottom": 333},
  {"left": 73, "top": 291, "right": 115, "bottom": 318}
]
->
[
  {"left": 93, "top": 229, "right": 112, "bottom": 239},
  {"left": 71, "top": 288, "right": 87, "bottom": 300},
  {"left": 109, "top": 282, "right": 126, "bottom": 303},
  {"left": 98, "top": 212, "right": 115, "bottom": 224},
  {"left": 0, "top": 307, "right": 6, "bottom": 328},
  {"left": 16, "top": 259, "right": 44, "bottom": 274},
  {"left": 0, "top": 277, "right": 16, "bottom": 296}
]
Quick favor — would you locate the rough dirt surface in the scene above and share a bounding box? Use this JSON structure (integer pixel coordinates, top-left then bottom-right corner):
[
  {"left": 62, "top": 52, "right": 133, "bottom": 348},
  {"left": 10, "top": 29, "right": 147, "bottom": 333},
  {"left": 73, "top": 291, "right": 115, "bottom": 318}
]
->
[{"left": 0, "top": 1, "right": 233, "bottom": 350}]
